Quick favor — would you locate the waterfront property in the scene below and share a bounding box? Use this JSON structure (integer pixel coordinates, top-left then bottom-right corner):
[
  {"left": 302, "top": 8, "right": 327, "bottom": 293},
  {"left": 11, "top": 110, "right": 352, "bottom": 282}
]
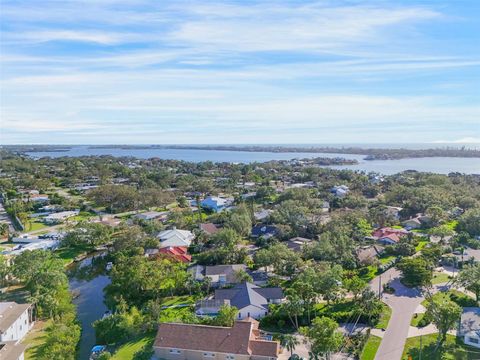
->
[
  {"left": 153, "top": 318, "right": 280, "bottom": 360},
  {"left": 0, "top": 302, "right": 35, "bottom": 360},
  {"left": 196, "top": 282, "right": 284, "bottom": 319}
]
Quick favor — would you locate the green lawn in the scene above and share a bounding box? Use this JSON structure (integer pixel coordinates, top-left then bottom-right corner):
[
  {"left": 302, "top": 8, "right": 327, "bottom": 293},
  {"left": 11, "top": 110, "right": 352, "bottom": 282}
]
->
[
  {"left": 379, "top": 256, "right": 396, "bottom": 265},
  {"left": 159, "top": 295, "right": 195, "bottom": 322},
  {"left": 26, "top": 220, "right": 48, "bottom": 232},
  {"left": 360, "top": 335, "right": 382, "bottom": 360},
  {"left": 55, "top": 246, "right": 91, "bottom": 265},
  {"left": 24, "top": 321, "right": 48, "bottom": 360},
  {"left": 410, "top": 312, "right": 427, "bottom": 327},
  {"left": 415, "top": 240, "right": 429, "bottom": 252},
  {"left": 375, "top": 304, "right": 392, "bottom": 329},
  {"left": 431, "top": 272, "right": 451, "bottom": 285},
  {"left": 360, "top": 265, "right": 378, "bottom": 282},
  {"left": 0, "top": 285, "right": 29, "bottom": 303},
  {"left": 402, "top": 334, "right": 480, "bottom": 360},
  {"left": 111, "top": 333, "right": 155, "bottom": 360}
]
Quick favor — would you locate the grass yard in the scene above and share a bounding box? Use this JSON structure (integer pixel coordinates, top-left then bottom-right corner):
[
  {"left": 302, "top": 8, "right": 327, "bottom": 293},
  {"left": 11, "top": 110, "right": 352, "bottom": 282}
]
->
[
  {"left": 360, "top": 265, "right": 378, "bottom": 282},
  {"left": 0, "top": 285, "right": 29, "bottom": 303},
  {"left": 55, "top": 246, "right": 92, "bottom": 266},
  {"left": 402, "top": 334, "right": 480, "bottom": 360},
  {"left": 431, "top": 272, "right": 451, "bottom": 285},
  {"left": 24, "top": 321, "right": 48, "bottom": 360},
  {"left": 26, "top": 220, "right": 48, "bottom": 232},
  {"left": 159, "top": 295, "right": 195, "bottom": 322},
  {"left": 111, "top": 333, "right": 156, "bottom": 360},
  {"left": 410, "top": 312, "right": 427, "bottom": 327},
  {"left": 379, "top": 255, "right": 396, "bottom": 265},
  {"left": 360, "top": 335, "right": 382, "bottom": 360},
  {"left": 375, "top": 304, "right": 392, "bottom": 329},
  {"left": 415, "top": 240, "right": 429, "bottom": 252}
]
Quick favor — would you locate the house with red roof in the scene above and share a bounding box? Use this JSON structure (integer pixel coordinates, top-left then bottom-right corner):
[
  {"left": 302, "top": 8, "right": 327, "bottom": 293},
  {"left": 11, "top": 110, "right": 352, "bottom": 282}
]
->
[
  {"left": 372, "top": 227, "right": 408, "bottom": 245},
  {"left": 158, "top": 246, "right": 192, "bottom": 263}
]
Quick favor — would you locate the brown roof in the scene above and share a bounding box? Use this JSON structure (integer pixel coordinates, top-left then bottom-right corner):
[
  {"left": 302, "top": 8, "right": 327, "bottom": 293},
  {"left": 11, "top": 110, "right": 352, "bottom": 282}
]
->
[
  {"left": 154, "top": 320, "right": 278, "bottom": 357},
  {"left": 0, "top": 302, "right": 31, "bottom": 333},
  {"left": 200, "top": 223, "right": 220, "bottom": 235}
]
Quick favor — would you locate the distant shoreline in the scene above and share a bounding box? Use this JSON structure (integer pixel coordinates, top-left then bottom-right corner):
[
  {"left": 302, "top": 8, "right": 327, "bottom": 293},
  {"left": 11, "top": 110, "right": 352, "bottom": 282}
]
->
[{"left": 3, "top": 144, "right": 480, "bottom": 160}]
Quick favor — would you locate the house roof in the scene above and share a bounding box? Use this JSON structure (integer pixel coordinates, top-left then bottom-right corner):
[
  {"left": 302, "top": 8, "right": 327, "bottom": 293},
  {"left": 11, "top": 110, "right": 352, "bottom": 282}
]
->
[
  {"left": 214, "top": 282, "right": 283, "bottom": 311},
  {"left": 0, "top": 341, "right": 27, "bottom": 360},
  {"left": 356, "top": 245, "right": 384, "bottom": 262},
  {"left": 460, "top": 308, "right": 480, "bottom": 336},
  {"left": 200, "top": 223, "right": 220, "bottom": 235},
  {"left": 0, "top": 302, "right": 31, "bottom": 333},
  {"left": 205, "top": 264, "right": 247, "bottom": 276},
  {"left": 157, "top": 228, "right": 194, "bottom": 247},
  {"left": 158, "top": 246, "right": 191, "bottom": 263},
  {"left": 251, "top": 225, "right": 278, "bottom": 237},
  {"left": 154, "top": 319, "right": 279, "bottom": 357}
]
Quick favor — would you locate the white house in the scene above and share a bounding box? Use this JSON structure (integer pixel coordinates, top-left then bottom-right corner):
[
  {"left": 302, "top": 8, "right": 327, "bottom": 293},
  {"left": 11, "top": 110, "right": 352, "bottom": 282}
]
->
[
  {"left": 331, "top": 185, "right": 349, "bottom": 198},
  {"left": 0, "top": 302, "right": 34, "bottom": 360},
  {"left": 459, "top": 308, "right": 480, "bottom": 348},
  {"left": 157, "top": 228, "right": 194, "bottom": 248},
  {"left": 43, "top": 210, "right": 79, "bottom": 224},
  {"left": 133, "top": 211, "right": 168, "bottom": 221}
]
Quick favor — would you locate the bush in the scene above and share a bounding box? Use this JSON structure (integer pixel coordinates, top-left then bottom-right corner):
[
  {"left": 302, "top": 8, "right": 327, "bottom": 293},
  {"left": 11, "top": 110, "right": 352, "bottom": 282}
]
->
[{"left": 449, "top": 292, "right": 477, "bottom": 307}]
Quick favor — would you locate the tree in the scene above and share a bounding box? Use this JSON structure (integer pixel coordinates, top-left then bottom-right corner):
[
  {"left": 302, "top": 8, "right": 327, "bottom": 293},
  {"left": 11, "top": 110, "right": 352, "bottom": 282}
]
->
[
  {"left": 233, "top": 269, "right": 253, "bottom": 283},
  {"left": 457, "top": 208, "right": 480, "bottom": 237},
  {"left": 281, "top": 293, "right": 304, "bottom": 329},
  {"left": 456, "top": 264, "right": 480, "bottom": 304},
  {"left": 0, "top": 255, "right": 9, "bottom": 287},
  {"left": 214, "top": 305, "right": 238, "bottom": 327},
  {"left": 227, "top": 204, "right": 252, "bottom": 237},
  {"left": 344, "top": 276, "right": 367, "bottom": 300},
  {"left": 429, "top": 225, "right": 454, "bottom": 243},
  {"left": 0, "top": 223, "right": 8, "bottom": 238},
  {"left": 396, "top": 257, "right": 432, "bottom": 287},
  {"left": 425, "top": 295, "right": 462, "bottom": 349},
  {"left": 279, "top": 334, "right": 300, "bottom": 357},
  {"left": 300, "top": 316, "right": 343, "bottom": 360}
]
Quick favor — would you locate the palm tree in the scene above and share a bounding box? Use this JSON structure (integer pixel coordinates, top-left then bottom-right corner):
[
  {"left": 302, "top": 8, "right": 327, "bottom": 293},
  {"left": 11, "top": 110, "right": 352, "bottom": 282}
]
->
[{"left": 280, "top": 334, "right": 300, "bottom": 357}]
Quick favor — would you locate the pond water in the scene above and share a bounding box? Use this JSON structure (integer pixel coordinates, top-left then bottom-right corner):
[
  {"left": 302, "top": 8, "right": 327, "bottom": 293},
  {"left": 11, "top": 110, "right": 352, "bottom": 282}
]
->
[{"left": 68, "top": 254, "right": 110, "bottom": 360}]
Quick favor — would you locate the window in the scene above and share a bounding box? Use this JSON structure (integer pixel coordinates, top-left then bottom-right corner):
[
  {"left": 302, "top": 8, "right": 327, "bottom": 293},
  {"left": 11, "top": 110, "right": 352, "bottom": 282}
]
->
[
  {"left": 169, "top": 349, "right": 181, "bottom": 354},
  {"left": 468, "top": 337, "right": 479, "bottom": 344},
  {"left": 226, "top": 355, "right": 235, "bottom": 360},
  {"left": 203, "top": 352, "right": 215, "bottom": 357}
]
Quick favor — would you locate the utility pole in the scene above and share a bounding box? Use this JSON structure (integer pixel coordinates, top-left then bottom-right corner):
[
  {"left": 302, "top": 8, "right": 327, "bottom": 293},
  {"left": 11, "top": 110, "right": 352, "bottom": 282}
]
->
[
  {"left": 378, "top": 274, "right": 382, "bottom": 299},
  {"left": 419, "top": 334, "right": 423, "bottom": 360}
]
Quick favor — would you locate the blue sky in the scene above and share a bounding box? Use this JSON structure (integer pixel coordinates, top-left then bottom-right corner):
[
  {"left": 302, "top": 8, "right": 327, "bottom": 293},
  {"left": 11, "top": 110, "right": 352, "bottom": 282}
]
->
[{"left": 1, "top": 0, "right": 479, "bottom": 144}]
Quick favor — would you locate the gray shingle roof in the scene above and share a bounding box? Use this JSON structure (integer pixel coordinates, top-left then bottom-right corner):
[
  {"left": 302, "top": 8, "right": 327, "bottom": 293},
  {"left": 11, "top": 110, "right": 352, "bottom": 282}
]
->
[{"left": 214, "top": 282, "right": 283, "bottom": 310}]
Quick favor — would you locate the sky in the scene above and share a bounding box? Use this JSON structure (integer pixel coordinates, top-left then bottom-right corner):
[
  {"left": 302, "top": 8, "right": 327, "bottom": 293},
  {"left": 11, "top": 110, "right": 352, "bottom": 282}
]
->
[{"left": 1, "top": 0, "right": 479, "bottom": 145}]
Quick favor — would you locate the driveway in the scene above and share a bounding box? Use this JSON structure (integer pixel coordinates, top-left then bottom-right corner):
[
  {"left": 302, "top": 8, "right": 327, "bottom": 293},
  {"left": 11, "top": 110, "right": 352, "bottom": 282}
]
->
[{"left": 369, "top": 270, "right": 449, "bottom": 360}]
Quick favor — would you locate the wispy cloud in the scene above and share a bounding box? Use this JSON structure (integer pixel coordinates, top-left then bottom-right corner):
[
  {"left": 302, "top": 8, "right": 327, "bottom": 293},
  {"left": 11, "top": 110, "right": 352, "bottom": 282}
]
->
[{"left": 0, "top": 0, "right": 479, "bottom": 144}]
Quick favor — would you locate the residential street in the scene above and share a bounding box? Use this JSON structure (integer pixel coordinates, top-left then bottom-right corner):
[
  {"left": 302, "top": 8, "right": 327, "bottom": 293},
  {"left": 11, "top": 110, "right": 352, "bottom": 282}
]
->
[{"left": 370, "top": 269, "right": 449, "bottom": 360}]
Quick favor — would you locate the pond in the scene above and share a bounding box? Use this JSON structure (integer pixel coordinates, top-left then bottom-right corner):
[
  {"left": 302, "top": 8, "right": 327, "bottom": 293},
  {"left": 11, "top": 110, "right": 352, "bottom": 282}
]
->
[{"left": 68, "top": 253, "right": 111, "bottom": 360}]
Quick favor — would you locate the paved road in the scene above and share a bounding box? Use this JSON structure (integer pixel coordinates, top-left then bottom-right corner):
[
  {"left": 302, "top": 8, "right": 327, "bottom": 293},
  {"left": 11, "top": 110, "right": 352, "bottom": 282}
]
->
[{"left": 370, "top": 269, "right": 449, "bottom": 360}]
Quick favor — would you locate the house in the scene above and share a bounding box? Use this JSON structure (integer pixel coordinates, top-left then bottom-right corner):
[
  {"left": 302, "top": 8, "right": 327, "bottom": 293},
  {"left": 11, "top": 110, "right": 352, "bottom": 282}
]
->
[
  {"left": 402, "top": 214, "right": 431, "bottom": 230},
  {"left": 206, "top": 265, "right": 248, "bottom": 286},
  {"left": 0, "top": 302, "right": 34, "bottom": 360},
  {"left": 199, "top": 223, "right": 220, "bottom": 236},
  {"left": 43, "top": 210, "right": 79, "bottom": 224},
  {"left": 157, "top": 228, "right": 195, "bottom": 248},
  {"left": 133, "top": 211, "right": 168, "bottom": 222},
  {"left": 251, "top": 225, "right": 278, "bottom": 239},
  {"left": 458, "top": 308, "right": 480, "bottom": 349},
  {"left": 12, "top": 234, "right": 40, "bottom": 244},
  {"left": 158, "top": 246, "right": 191, "bottom": 263},
  {"left": 201, "top": 197, "right": 229, "bottom": 213},
  {"left": 372, "top": 227, "right": 408, "bottom": 245},
  {"left": 26, "top": 194, "right": 49, "bottom": 203},
  {"left": 356, "top": 245, "right": 384, "bottom": 264},
  {"left": 321, "top": 201, "right": 330, "bottom": 213},
  {"left": 331, "top": 185, "right": 349, "bottom": 198},
  {"left": 285, "top": 237, "right": 312, "bottom": 252},
  {"left": 189, "top": 264, "right": 248, "bottom": 286},
  {"left": 153, "top": 318, "right": 280, "bottom": 360},
  {"left": 253, "top": 209, "right": 273, "bottom": 222},
  {"left": 5, "top": 240, "right": 60, "bottom": 256},
  {"left": 384, "top": 206, "right": 403, "bottom": 220},
  {"left": 196, "top": 282, "right": 284, "bottom": 320}
]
